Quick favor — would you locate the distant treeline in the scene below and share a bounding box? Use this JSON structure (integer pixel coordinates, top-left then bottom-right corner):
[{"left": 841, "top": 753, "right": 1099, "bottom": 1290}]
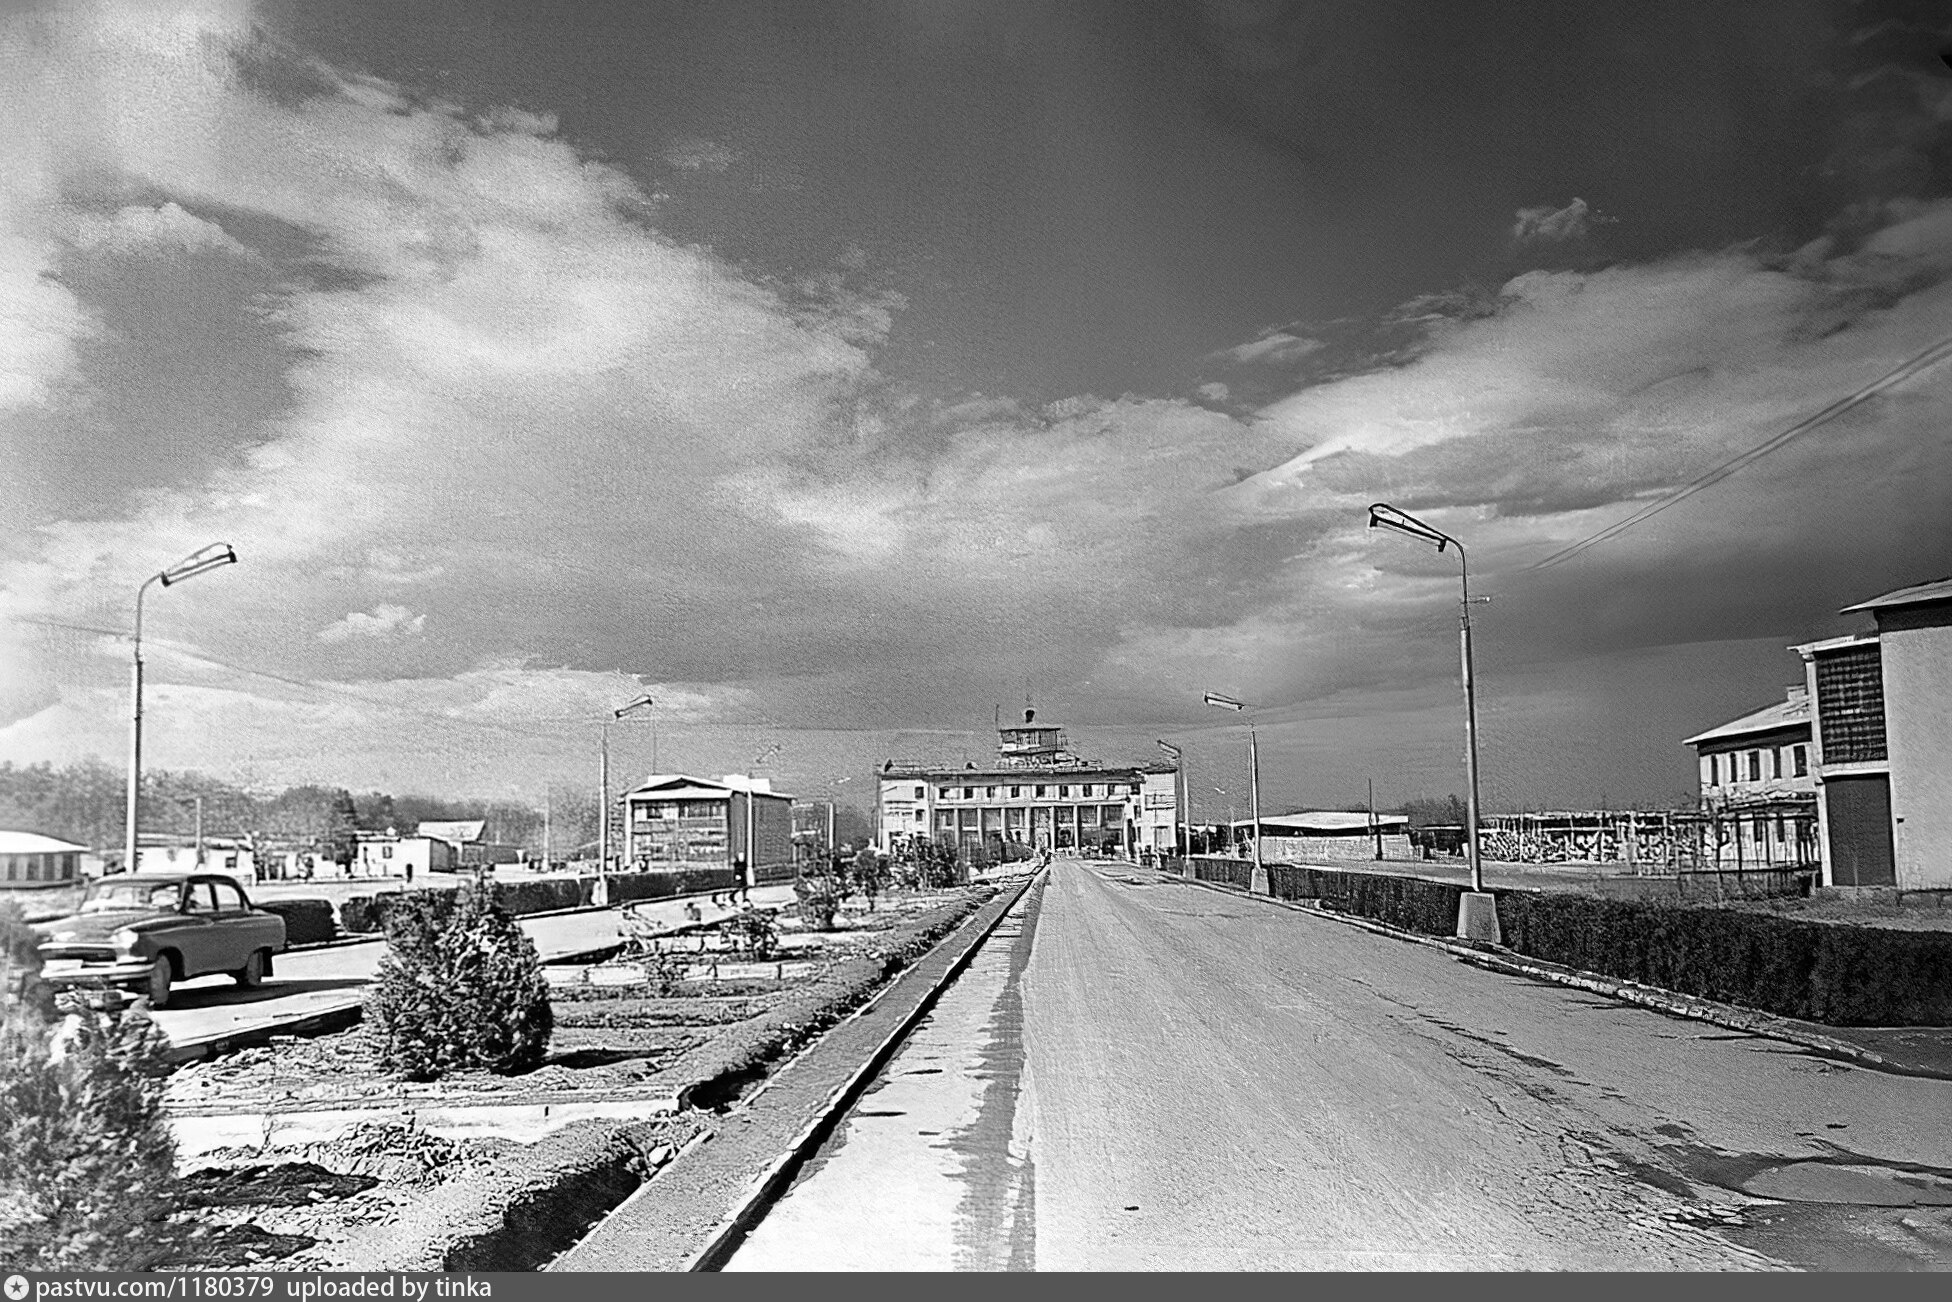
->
[{"left": 0, "top": 758, "right": 593, "bottom": 859}]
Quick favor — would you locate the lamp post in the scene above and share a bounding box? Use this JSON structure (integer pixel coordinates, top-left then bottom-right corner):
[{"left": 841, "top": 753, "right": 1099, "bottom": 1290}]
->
[
  {"left": 126, "top": 543, "right": 238, "bottom": 877},
  {"left": 1366, "top": 502, "right": 1498, "bottom": 943},
  {"left": 1202, "top": 692, "right": 1264, "bottom": 893},
  {"left": 1156, "top": 739, "right": 1186, "bottom": 864},
  {"left": 600, "top": 695, "right": 655, "bottom": 896}
]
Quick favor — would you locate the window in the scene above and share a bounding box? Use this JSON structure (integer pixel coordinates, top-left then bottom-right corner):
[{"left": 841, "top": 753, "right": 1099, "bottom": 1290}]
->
[
  {"left": 963, "top": 787, "right": 974, "bottom": 800},
  {"left": 914, "top": 809, "right": 925, "bottom": 822},
  {"left": 24, "top": 860, "right": 37, "bottom": 882},
  {"left": 182, "top": 883, "right": 217, "bottom": 914},
  {"left": 1130, "top": 784, "right": 1142, "bottom": 795},
  {"left": 381, "top": 845, "right": 394, "bottom": 859},
  {"left": 986, "top": 786, "right": 997, "bottom": 798},
  {"left": 939, "top": 787, "right": 951, "bottom": 800},
  {"left": 224, "top": 853, "right": 238, "bottom": 869},
  {"left": 1747, "top": 750, "right": 1762, "bottom": 782},
  {"left": 914, "top": 786, "right": 925, "bottom": 800},
  {"left": 1771, "top": 748, "right": 1782, "bottom": 779},
  {"left": 1009, "top": 786, "right": 1021, "bottom": 798},
  {"left": 1035, "top": 785, "right": 1047, "bottom": 797},
  {"left": 1792, "top": 744, "right": 1808, "bottom": 777},
  {"left": 1058, "top": 785, "right": 1070, "bottom": 797},
  {"left": 1082, "top": 784, "right": 1096, "bottom": 798},
  {"left": 937, "top": 811, "right": 955, "bottom": 830},
  {"left": 211, "top": 880, "right": 247, "bottom": 913}
]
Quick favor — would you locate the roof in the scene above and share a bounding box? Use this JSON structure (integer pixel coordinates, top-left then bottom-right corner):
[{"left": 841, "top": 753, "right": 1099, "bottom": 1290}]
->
[
  {"left": 1793, "top": 631, "right": 1880, "bottom": 657},
  {"left": 1683, "top": 691, "right": 1811, "bottom": 747},
  {"left": 0, "top": 831, "right": 90, "bottom": 855},
  {"left": 881, "top": 765, "right": 1150, "bottom": 782},
  {"left": 621, "top": 773, "right": 795, "bottom": 802},
  {"left": 1841, "top": 576, "right": 1952, "bottom": 614},
  {"left": 1229, "top": 811, "right": 1410, "bottom": 832},
  {"left": 417, "top": 820, "right": 487, "bottom": 843}
]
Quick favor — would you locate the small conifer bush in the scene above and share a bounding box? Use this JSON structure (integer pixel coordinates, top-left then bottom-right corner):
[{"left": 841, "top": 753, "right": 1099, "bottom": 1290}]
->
[
  {"left": 0, "top": 898, "right": 181, "bottom": 1270},
  {"left": 366, "top": 884, "right": 553, "bottom": 1080}
]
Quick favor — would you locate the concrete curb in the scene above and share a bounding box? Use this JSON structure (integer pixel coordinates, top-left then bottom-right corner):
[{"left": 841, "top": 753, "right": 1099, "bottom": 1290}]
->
[
  {"left": 1169, "top": 871, "right": 1952, "bottom": 1083},
  {"left": 674, "top": 870, "right": 1045, "bottom": 1272}
]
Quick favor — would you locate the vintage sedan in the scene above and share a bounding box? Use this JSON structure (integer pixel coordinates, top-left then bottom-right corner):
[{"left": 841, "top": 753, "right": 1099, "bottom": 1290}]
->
[{"left": 35, "top": 872, "right": 287, "bottom": 1009}]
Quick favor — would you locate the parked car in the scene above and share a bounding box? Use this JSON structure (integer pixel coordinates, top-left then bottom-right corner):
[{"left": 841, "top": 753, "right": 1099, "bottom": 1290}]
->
[{"left": 34, "top": 872, "right": 287, "bottom": 1009}]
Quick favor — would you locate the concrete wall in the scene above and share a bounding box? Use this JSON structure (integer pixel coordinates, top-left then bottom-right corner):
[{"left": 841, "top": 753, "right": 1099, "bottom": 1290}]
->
[
  {"left": 1262, "top": 833, "right": 1412, "bottom": 863},
  {"left": 1881, "top": 619, "right": 1952, "bottom": 889}
]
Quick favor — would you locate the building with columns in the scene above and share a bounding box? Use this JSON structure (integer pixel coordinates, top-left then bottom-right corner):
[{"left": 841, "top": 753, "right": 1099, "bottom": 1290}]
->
[{"left": 876, "top": 710, "right": 1180, "bottom": 859}]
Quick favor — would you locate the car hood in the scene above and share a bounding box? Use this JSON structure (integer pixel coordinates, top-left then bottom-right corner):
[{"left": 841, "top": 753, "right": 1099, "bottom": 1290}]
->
[{"left": 37, "top": 911, "right": 170, "bottom": 944}]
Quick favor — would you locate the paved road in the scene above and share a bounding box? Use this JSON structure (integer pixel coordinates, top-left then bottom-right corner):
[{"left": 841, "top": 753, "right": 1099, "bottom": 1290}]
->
[
  {"left": 726, "top": 860, "right": 1952, "bottom": 1271},
  {"left": 141, "top": 886, "right": 797, "bottom": 1049}
]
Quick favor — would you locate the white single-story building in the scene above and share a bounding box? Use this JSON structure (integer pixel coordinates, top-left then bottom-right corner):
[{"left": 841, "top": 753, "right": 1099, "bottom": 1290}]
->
[
  {"left": 0, "top": 831, "right": 89, "bottom": 891},
  {"left": 1228, "top": 811, "right": 1413, "bottom": 863}
]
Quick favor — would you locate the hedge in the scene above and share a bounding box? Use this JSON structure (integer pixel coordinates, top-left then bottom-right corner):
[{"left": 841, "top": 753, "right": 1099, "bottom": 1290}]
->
[
  {"left": 1268, "top": 865, "right": 1464, "bottom": 936},
  {"left": 1262, "top": 863, "right": 1952, "bottom": 1027},
  {"left": 606, "top": 868, "right": 739, "bottom": 905},
  {"left": 340, "top": 872, "right": 747, "bottom": 933},
  {"left": 1188, "top": 856, "right": 1254, "bottom": 890},
  {"left": 257, "top": 898, "right": 336, "bottom": 946}
]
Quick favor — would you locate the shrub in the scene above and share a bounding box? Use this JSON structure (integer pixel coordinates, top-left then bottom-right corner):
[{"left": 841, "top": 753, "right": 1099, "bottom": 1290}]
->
[
  {"left": 0, "top": 987, "right": 180, "bottom": 1270},
  {"left": 794, "top": 854, "right": 853, "bottom": 931},
  {"left": 366, "top": 886, "right": 553, "bottom": 1080},
  {"left": 851, "top": 847, "right": 890, "bottom": 912},
  {"left": 340, "top": 892, "right": 404, "bottom": 934},
  {"left": 722, "top": 907, "right": 780, "bottom": 961}
]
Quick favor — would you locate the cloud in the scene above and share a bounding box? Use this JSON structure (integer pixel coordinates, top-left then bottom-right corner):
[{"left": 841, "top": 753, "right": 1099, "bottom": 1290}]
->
[
  {"left": 1511, "top": 197, "right": 1592, "bottom": 244},
  {"left": 69, "top": 202, "right": 259, "bottom": 261},
  {"left": 317, "top": 604, "right": 427, "bottom": 643},
  {"left": 664, "top": 137, "right": 737, "bottom": 173},
  {"left": 1215, "top": 330, "right": 1322, "bottom": 366}
]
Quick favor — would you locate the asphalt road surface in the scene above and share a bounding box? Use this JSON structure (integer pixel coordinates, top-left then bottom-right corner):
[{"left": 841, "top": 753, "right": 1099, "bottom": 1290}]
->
[{"left": 726, "top": 860, "right": 1952, "bottom": 1271}]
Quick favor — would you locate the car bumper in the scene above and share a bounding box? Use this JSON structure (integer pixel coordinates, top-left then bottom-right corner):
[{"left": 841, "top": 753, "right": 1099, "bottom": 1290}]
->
[{"left": 39, "top": 958, "right": 155, "bottom": 987}]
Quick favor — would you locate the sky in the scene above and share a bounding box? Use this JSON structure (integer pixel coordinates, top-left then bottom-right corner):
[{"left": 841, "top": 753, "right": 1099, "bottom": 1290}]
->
[{"left": 2, "top": 0, "right": 1951, "bottom": 821}]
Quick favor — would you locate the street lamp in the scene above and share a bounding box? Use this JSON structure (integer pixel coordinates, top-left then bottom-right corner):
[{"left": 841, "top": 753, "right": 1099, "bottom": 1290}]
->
[
  {"left": 1202, "top": 691, "right": 1264, "bottom": 893},
  {"left": 126, "top": 543, "right": 238, "bottom": 876},
  {"left": 1367, "top": 501, "right": 1498, "bottom": 942},
  {"left": 1156, "top": 739, "right": 1186, "bottom": 863},
  {"left": 600, "top": 694, "right": 655, "bottom": 893}
]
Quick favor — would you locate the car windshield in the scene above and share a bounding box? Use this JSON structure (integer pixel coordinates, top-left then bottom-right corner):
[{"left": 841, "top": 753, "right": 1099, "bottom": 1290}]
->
[{"left": 80, "top": 880, "right": 181, "bottom": 913}]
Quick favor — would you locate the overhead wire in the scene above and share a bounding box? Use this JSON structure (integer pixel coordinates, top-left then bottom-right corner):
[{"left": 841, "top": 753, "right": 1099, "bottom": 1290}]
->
[{"left": 1527, "top": 330, "right": 1952, "bottom": 572}]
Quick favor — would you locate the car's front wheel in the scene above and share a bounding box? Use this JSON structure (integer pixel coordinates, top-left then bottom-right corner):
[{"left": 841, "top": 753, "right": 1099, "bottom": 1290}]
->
[
  {"left": 144, "top": 955, "right": 173, "bottom": 1009},
  {"left": 235, "top": 949, "right": 267, "bottom": 989}
]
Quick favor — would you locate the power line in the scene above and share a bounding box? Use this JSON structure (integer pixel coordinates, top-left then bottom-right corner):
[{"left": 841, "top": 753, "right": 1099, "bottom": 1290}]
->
[{"left": 1529, "top": 330, "right": 1952, "bottom": 571}]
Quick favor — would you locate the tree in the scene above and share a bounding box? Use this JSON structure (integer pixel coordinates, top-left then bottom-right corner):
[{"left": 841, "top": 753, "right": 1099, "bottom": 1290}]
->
[
  {"left": 794, "top": 851, "right": 854, "bottom": 931},
  {"left": 353, "top": 791, "right": 400, "bottom": 832},
  {"left": 850, "top": 846, "right": 890, "bottom": 912},
  {"left": 1402, "top": 795, "right": 1468, "bottom": 827},
  {"left": 366, "top": 885, "right": 553, "bottom": 1080},
  {"left": 0, "top": 897, "right": 181, "bottom": 1270},
  {"left": 324, "top": 789, "right": 359, "bottom": 867}
]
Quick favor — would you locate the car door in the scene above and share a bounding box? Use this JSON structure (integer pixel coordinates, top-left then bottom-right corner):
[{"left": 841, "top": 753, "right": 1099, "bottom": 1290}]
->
[
  {"left": 175, "top": 878, "right": 221, "bottom": 977},
  {"left": 208, "top": 878, "right": 264, "bottom": 966}
]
